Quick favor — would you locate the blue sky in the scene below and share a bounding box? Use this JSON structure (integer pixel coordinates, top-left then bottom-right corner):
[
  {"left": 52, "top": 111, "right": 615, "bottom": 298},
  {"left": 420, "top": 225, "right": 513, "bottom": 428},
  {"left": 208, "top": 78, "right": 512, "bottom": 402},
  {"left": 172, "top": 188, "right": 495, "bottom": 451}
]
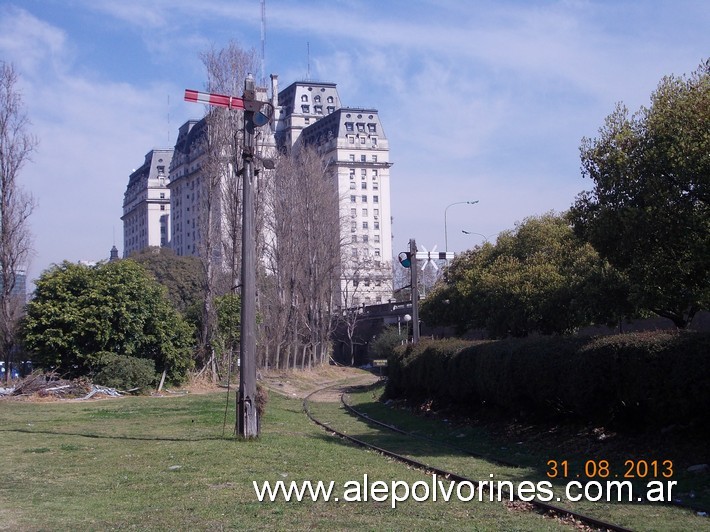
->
[{"left": 0, "top": 0, "right": 708, "bottom": 285}]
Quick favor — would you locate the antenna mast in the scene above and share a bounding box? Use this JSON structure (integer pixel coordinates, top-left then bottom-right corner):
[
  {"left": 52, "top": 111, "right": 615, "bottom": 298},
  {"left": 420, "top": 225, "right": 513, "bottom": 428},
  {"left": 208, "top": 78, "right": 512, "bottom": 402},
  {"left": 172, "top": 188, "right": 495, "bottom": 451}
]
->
[
  {"left": 260, "top": 0, "right": 266, "bottom": 86},
  {"left": 307, "top": 41, "right": 310, "bottom": 80}
]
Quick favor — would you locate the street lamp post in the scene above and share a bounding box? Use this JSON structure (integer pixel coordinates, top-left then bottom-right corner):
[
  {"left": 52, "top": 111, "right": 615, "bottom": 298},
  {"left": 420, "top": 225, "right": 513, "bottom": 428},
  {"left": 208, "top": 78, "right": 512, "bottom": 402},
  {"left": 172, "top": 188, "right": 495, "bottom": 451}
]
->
[{"left": 445, "top": 201, "right": 479, "bottom": 252}]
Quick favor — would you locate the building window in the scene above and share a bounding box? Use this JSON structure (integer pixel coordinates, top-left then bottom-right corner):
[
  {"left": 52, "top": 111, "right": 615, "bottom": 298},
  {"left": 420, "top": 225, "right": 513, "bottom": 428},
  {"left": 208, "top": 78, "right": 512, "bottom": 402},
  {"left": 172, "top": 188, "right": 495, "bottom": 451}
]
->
[
  {"left": 351, "top": 208, "right": 356, "bottom": 217},
  {"left": 301, "top": 94, "right": 308, "bottom": 102},
  {"left": 349, "top": 154, "right": 355, "bottom": 162},
  {"left": 301, "top": 105, "right": 310, "bottom": 113},
  {"left": 372, "top": 137, "right": 378, "bottom": 146},
  {"left": 373, "top": 195, "right": 379, "bottom": 203},
  {"left": 349, "top": 136, "right": 355, "bottom": 144},
  {"left": 350, "top": 182, "right": 356, "bottom": 189},
  {"left": 350, "top": 195, "right": 356, "bottom": 203},
  {"left": 372, "top": 156, "right": 378, "bottom": 163},
  {"left": 362, "top": 208, "right": 368, "bottom": 216},
  {"left": 373, "top": 182, "right": 379, "bottom": 190},
  {"left": 362, "top": 221, "right": 368, "bottom": 229},
  {"left": 374, "top": 221, "right": 380, "bottom": 230},
  {"left": 360, "top": 137, "right": 366, "bottom": 144},
  {"left": 374, "top": 209, "right": 379, "bottom": 216},
  {"left": 314, "top": 95, "right": 321, "bottom": 103},
  {"left": 361, "top": 169, "right": 367, "bottom": 177},
  {"left": 351, "top": 235, "right": 357, "bottom": 243},
  {"left": 373, "top": 169, "right": 378, "bottom": 177},
  {"left": 327, "top": 106, "right": 335, "bottom": 114},
  {"left": 327, "top": 96, "right": 334, "bottom": 103},
  {"left": 160, "top": 193, "right": 165, "bottom": 199},
  {"left": 345, "top": 122, "right": 354, "bottom": 132},
  {"left": 351, "top": 221, "right": 357, "bottom": 232},
  {"left": 368, "top": 123, "right": 377, "bottom": 133},
  {"left": 160, "top": 205, "right": 165, "bottom": 211},
  {"left": 363, "top": 235, "right": 369, "bottom": 243},
  {"left": 360, "top": 154, "right": 366, "bottom": 162},
  {"left": 349, "top": 168, "right": 355, "bottom": 178},
  {"left": 361, "top": 182, "right": 367, "bottom": 190},
  {"left": 314, "top": 105, "right": 323, "bottom": 114},
  {"left": 361, "top": 195, "right": 367, "bottom": 203},
  {"left": 374, "top": 234, "right": 380, "bottom": 243},
  {"left": 374, "top": 249, "right": 381, "bottom": 257},
  {"left": 357, "top": 123, "right": 365, "bottom": 132}
]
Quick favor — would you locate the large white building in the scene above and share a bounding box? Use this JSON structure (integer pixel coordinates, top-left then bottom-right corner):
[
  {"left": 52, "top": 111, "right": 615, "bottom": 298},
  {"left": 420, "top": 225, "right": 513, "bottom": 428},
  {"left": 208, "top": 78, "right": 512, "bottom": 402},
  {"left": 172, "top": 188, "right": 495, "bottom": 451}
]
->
[
  {"left": 123, "top": 76, "right": 393, "bottom": 305},
  {"left": 275, "top": 79, "right": 394, "bottom": 305},
  {"left": 166, "top": 119, "right": 208, "bottom": 257},
  {"left": 121, "top": 149, "right": 172, "bottom": 257}
]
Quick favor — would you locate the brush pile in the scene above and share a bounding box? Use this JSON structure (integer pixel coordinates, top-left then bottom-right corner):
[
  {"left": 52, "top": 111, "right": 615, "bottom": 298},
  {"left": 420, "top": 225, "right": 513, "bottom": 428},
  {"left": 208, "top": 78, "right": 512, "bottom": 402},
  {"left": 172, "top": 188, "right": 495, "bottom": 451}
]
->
[{"left": 0, "top": 373, "right": 122, "bottom": 400}]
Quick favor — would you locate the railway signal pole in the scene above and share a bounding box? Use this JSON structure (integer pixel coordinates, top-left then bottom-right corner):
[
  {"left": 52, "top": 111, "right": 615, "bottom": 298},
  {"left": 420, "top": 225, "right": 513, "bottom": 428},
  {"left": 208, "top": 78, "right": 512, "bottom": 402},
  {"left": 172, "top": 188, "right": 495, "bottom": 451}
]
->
[
  {"left": 398, "top": 239, "right": 455, "bottom": 344},
  {"left": 184, "top": 75, "right": 273, "bottom": 438}
]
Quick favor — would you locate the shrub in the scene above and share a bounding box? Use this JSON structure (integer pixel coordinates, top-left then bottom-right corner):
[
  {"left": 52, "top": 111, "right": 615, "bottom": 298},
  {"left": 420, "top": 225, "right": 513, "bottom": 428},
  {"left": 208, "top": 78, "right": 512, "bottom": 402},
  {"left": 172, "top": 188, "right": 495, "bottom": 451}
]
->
[
  {"left": 386, "top": 331, "right": 710, "bottom": 429},
  {"left": 93, "top": 353, "right": 157, "bottom": 391}
]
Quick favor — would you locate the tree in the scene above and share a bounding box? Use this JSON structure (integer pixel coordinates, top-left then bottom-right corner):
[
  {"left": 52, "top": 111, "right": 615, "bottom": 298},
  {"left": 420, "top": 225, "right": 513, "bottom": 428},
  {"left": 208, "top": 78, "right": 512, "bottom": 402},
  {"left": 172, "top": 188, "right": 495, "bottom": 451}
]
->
[
  {"left": 190, "top": 42, "right": 261, "bottom": 380},
  {"left": 22, "top": 260, "right": 194, "bottom": 383},
  {"left": 0, "top": 62, "right": 37, "bottom": 383},
  {"left": 571, "top": 60, "right": 710, "bottom": 328},
  {"left": 129, "top": 246, "right": 205, "bottom": 317},
  {"left": 260, "top": 145, "right": 342, "bottom": 368},
  {"left": 421, "top": 213, "right": 631, "bottom": 337}
]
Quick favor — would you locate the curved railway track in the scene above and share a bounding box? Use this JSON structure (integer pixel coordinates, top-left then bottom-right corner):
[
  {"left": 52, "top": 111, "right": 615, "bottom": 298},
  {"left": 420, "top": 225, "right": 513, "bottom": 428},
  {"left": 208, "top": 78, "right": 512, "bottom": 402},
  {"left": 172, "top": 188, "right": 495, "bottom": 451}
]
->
[{"left": 304, "top": 382, "right": 635, "bottom": 532}]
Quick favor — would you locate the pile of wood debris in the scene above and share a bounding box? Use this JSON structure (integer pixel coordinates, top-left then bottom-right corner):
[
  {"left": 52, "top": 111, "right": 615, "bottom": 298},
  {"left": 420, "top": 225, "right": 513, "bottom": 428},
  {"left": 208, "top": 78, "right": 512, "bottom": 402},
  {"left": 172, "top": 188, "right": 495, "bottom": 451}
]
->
[{"left": 0, "top": 373, "right": 123, "bottom": 400}]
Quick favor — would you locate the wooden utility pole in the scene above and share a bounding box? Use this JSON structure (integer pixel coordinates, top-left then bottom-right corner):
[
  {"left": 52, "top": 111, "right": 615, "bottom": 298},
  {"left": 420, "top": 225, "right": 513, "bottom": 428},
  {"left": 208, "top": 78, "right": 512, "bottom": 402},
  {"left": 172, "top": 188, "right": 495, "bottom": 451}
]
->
[
  {"left": 184, "top": 74, "right": 273, "bottom": 439},
  {"left": 238, "top": 74, "right": 259, "bottom": 438}
]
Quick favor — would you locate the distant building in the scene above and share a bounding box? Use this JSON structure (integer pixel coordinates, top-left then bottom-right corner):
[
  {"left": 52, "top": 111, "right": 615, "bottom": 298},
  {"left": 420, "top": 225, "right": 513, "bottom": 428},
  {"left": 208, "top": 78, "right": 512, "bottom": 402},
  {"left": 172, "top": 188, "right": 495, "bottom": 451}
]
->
[
  {"left": 0, "top": 269, "right": 26, "bottom": 303},
  {"left": 129, "top": 76, "right": 394, "bottom": 305},
  {"left": 276, "top": 79, "right": 394, "bottom": 306},
  {"left": 166, "top": 119, "right": 208, "bottom": 258},
  {"left": 122, "top": 149, "right": 172, "bottom": 257}
]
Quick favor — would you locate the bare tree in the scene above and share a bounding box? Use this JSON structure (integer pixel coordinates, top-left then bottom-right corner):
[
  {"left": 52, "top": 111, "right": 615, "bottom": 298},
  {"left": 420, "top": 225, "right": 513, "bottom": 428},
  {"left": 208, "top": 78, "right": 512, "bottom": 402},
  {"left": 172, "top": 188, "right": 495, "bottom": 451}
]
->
[
  {"left": 0, "top": 62, "right": 37, "bottom": 383},
  {"left": 194, "top": 42, "right": 259, "bottom": 380},
  {"left": 261, "top": 146, "right": 342, "bottom": 368}
]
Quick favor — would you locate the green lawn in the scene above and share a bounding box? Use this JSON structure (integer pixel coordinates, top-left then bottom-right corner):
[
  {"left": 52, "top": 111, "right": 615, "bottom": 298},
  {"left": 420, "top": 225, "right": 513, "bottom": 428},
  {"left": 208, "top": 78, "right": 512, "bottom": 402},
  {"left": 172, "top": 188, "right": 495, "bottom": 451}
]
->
[{"left": 1, "top": 387, "right": 567, "bottom": 531}]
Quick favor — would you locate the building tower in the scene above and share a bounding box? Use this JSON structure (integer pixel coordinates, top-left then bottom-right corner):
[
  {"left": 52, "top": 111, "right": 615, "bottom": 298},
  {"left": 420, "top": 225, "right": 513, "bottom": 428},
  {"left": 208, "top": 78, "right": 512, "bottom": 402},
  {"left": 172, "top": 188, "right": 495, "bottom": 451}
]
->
[
  {"left": 276, "top": 80, "right": 394, "bottom": 306},
  {"left": 122, "top": 149, "right": 172, "bottom": 257}
]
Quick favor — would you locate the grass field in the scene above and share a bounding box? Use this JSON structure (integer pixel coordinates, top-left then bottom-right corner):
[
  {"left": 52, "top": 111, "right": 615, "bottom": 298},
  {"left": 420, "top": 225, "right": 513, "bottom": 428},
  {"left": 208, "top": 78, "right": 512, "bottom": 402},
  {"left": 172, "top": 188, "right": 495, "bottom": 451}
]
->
[
  {"left": 0, "top": 371, "right": 564, "bottom": 531},
  {"left": 0, "top": 369, "right": 707, "bottom": 531}
]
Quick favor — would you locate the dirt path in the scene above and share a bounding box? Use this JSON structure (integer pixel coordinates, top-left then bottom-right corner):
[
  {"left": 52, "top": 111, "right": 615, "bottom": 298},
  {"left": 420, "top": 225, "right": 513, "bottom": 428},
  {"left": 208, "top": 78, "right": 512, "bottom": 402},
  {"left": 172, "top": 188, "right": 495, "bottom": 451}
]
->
[{"left": 260, "top": 366, "right": 380, "bottom": 401}]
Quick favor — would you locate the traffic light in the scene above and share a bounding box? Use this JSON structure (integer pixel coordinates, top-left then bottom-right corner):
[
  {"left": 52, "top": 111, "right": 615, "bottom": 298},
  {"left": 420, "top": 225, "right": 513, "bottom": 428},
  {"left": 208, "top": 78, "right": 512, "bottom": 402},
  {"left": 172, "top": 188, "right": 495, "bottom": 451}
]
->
[{"left": 398, "top": 251, "right": 412, "bottom": 268}]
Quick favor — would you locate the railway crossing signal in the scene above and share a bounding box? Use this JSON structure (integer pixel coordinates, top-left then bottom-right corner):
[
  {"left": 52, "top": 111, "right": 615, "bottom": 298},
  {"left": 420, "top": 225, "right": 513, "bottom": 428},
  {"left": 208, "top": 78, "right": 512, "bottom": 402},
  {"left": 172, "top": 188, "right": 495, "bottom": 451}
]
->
[
  {"left": 184, "top": 75, "right": 272, "bottom": 439},
  {"left": 397, "top": 241, "right": 456, "bottom": 344},
  {"left": 398, "top": 252, "right": 412, "bottom": 268}
]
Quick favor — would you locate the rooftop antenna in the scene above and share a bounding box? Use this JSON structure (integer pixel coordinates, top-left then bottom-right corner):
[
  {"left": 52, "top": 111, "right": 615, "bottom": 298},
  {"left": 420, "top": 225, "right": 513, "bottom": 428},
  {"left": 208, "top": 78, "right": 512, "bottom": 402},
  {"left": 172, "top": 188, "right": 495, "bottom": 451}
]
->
[
  {"left": 167, "top": 94, "right": 171, "bottom": 144},
  {"left": 307, "top": 41, "right": 310, "bottom": 81},
  {"left": 260, "top": 0, "right": 266, "bottom": 86}
]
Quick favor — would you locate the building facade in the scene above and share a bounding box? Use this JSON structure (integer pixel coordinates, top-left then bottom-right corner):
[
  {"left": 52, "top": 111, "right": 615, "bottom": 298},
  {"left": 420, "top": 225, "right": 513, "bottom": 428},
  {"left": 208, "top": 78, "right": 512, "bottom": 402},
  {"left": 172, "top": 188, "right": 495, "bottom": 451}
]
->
[
  {"left": 122, "top": 149, "right": 172, "bottom": 257},
  {"left": 276, "top": 80, "right": 394, "bottom": 306},
  {"left": 123, "top": 77, "right": 394, "bottom": 305},
  {"left": 166, "top": 119, "right": 208, "bottom": 257}
]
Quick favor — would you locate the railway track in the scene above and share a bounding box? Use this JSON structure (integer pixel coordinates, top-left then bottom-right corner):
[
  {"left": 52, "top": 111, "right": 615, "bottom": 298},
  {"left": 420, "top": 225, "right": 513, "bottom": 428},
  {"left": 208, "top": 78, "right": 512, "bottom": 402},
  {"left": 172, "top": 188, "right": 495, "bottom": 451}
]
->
[{"left": 304, "top": 382, "right": 636, "bottom": 532}]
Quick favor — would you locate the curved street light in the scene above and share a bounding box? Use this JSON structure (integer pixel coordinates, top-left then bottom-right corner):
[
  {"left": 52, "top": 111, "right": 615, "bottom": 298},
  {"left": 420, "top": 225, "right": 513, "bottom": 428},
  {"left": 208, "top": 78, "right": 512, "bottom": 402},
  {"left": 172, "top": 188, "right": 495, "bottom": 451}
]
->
[
  {"left": 445, "top": 200, "right": 479, "bottom": 252},
  {"left": 461, "top": 230, "right": 498, "bottom": 244}
]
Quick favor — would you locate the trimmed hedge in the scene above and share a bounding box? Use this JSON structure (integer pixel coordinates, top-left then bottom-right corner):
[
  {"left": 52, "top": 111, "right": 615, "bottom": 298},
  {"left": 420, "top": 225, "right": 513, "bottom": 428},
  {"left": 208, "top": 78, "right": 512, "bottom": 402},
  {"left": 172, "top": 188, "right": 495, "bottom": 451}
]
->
[{"left": 385, "top": 331, "right": 710, "bottom": 428}]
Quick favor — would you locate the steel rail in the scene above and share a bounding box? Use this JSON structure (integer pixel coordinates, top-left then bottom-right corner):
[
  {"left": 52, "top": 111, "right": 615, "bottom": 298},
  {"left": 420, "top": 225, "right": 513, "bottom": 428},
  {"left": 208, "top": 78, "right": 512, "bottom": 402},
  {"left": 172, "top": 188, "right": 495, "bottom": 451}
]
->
[{"left": 304, "top": 384, "right": 632, "bottom": 532}]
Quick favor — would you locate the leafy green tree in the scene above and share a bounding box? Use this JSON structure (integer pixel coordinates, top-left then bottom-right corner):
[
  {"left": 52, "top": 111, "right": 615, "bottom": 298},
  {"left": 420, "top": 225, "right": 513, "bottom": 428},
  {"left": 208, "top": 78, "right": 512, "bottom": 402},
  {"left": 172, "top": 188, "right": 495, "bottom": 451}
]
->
[
  {"left": 22, "top": 260, "right": 194, "bottom": 382},
  {"left": 213, "top": 293, "right": 240, "bottom": 374},
  {"left": 369, "top": 326, "right": 404, "bottom": 360},
  {"left": 422, "top": 213, "right": 631, "bottom": 337},
  {"left": 571, "top": 60, "right": 710, "bottom": 327},
  {"left": 129, "top": 246, "right": 205, "bottom": 317}
]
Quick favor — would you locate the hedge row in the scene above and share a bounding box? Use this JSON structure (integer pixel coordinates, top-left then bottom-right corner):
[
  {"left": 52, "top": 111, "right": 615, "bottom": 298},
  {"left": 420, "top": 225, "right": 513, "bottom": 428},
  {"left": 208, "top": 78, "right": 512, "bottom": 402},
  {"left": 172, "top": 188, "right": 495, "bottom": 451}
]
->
[{"left": 385, "top": 331, "right": 710, "bottom": 428}]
